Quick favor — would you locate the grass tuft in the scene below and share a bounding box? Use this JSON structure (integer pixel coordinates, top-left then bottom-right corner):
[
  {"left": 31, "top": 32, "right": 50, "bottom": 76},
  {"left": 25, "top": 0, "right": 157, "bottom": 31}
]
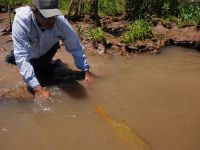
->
[
  {"left": 86, "top": 27, "right": 106, "bottom": 43},
  {"left": 121, "top": 19, "right": 153, "bottom": 44}
]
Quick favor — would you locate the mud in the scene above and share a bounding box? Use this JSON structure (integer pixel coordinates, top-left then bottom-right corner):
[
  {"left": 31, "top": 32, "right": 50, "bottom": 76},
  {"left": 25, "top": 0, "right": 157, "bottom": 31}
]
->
[
  {"left": 69, "top": 15, "right": 200, "bottom": 56},
  {"left": 1, "top": 13, "right": 200, "bottom": 56},
  {"left": 153, "top": 22, "right": 200, "bottom": 50}
]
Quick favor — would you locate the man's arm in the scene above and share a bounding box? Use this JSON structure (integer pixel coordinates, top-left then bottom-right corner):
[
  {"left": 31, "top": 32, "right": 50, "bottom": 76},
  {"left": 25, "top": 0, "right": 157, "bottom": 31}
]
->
[
  {"left": 12, "top": 17, "right": 50, "bottom": 100},
  {"left": 58, "top": 16, "right": 90, "bottom": 72},
  {"left": 58, "top": 16, "right": 94, "bottom": 86},
  {"left": 12, "top": 18, "right": 40, "bottom": 88}
]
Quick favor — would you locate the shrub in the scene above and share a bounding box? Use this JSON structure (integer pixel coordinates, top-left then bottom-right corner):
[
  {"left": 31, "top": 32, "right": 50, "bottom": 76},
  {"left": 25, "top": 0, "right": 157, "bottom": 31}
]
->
[
  {"left": 178, "top": 3, "right": 200, "bottom": 26},
  {"left": 76, "top": 25, "right": 84, "bottom": 37},
  {"left": 98, "top": 0, "right": 125, "bottom": 16},
  {"left": 86, "top": 27, "right": 106, "bottom": 43},
  {"left": 121, "top": 19, "right": 153, "bottom": 44}
]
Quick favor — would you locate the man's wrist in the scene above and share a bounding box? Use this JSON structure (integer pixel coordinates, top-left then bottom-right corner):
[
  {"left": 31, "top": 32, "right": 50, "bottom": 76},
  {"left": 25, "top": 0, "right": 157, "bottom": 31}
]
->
[{"left": 33, "top": 85, "right": 42, "bottom": 92}]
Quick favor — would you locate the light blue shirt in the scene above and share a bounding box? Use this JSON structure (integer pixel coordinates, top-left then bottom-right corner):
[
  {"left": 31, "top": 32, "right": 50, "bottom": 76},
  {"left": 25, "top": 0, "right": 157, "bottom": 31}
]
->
[{"left": 12, "top": 6, "right": 90, "bottom": 88}]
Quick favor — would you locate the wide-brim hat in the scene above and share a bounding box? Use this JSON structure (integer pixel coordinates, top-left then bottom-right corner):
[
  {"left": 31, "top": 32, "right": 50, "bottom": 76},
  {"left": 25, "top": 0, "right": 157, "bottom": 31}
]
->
[{"left": 32, "top": 0, "right": 62, "bottom": 18}]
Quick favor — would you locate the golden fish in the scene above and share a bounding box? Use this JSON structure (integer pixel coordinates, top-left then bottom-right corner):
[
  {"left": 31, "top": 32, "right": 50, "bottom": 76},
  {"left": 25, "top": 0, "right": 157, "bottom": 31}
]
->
[{"left": 96, "top": 105, "right": 150, "bottom": 150}]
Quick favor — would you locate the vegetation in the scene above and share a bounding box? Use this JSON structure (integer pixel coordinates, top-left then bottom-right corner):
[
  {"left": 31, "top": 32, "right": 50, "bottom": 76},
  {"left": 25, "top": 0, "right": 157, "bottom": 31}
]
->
[
  {"left": 1, "top": 0, "right": 199, "bottom": 22},
  {"left": 125, "top": 0, "right": 164, "bottom": 18},
  {"left": 76, "top": 25, "right": 84, "bottom": 37},
  {"left": 121, "top": 19, "right": 153, "bottom": 44},
  {"left": 0, "top": 0, "right": 199, "bottom": 43},
  {"left": 98, "top": 0, "right": 125, "bottom": 16},
  {"left": 178, "top": 3, "right": 200, "bottom": 27},
  {"left": 86, "top": 27, "right": 106, "bottom": 43}
]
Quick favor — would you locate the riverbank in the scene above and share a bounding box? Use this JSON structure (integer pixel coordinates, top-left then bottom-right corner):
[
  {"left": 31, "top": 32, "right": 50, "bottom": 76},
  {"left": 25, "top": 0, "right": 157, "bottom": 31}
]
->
[
  {"left": 69, "top": 15, "right": 200, "bottom": 56},
  {"left": 0, "top": 13, "right": 200, "bottom": 56}
]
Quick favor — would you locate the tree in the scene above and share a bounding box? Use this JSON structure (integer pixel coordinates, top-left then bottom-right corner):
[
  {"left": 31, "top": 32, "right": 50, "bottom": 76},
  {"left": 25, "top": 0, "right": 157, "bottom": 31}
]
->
[
  {"left": 168, "top": 0, "right": 179, "bottom": 16},
  {"left": 125, "top": 0, "right": 164, "bottom": 19},
  {"left": 67, "top": 0, "right": 99, "bottom": 20},
  {"left": 67, "top": 0, "right": 83, "bottom": 18},
  {"left": 90, "top": 0, "right": 99, "bottom": 19}
]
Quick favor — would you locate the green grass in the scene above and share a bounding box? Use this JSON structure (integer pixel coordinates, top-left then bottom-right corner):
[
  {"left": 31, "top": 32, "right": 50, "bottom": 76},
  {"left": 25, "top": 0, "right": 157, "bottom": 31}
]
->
[
  {"left": 76, "top": 25, "right": 84, "bottom": 37},
  {"left": 121, "top": 19, "right": 153, "bottom": 44},
  {"left": 178, "top": 4, "right": 200, "bottom": 26},
  {"left": 163, "top": 2, "right": 200, "bottom": 27},
  {"left": 71, "top": 0, "right": 126, "bottom": 16},
  {"left": 86, "top": 27, "right": 106, "bottom": 43},
  {"left": 58, "top": 0, "right": 70, "bottom": 14},
  {"left": 0, "top": 0, "right": 31, "bottom": 6},
  {"left": 98, "top": 0, "right": 125, "bottom": 16}
]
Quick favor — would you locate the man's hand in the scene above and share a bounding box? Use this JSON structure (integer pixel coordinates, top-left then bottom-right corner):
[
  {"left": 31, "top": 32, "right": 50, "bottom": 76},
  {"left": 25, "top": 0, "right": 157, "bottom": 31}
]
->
[
  {"left": 83, "top": 71, "right": 94, "bottom": 87},
  {"left": 33, "top": 85, "right": 50, "bottom": 101}
]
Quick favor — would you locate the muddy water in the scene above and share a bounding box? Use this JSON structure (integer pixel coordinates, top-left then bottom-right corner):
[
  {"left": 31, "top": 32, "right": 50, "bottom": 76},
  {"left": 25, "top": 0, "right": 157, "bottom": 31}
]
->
[{"left": 0, "top": 46, "right": 200, "bottom": 150}]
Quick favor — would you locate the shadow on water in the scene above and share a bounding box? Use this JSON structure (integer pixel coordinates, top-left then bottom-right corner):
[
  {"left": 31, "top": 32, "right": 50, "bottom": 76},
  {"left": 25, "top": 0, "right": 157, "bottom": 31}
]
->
[
  {"left": 41, "top": 59, "right": 88, "bottom": 100},
  {"left": 0, "top": 60, "right": 88, "bottom": 102}
]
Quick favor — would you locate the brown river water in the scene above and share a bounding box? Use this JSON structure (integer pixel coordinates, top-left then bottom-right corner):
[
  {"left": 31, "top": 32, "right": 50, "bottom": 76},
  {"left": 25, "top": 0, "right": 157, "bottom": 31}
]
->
[{"left": 0, "top": 45, "right": 200, "bottom": 150}]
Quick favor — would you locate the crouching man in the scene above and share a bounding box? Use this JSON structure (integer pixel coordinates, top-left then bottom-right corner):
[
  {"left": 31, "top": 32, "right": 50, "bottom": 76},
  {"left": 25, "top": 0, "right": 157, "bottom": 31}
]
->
[{"left": 7, "top": 0, "right": 93, "bottom": 100}]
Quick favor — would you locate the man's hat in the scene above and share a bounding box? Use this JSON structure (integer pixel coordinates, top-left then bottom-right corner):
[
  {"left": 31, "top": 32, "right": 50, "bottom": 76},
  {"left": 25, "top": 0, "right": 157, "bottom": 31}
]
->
[{"left": 32, "top": 0, "right": 62, "bottom": 18}]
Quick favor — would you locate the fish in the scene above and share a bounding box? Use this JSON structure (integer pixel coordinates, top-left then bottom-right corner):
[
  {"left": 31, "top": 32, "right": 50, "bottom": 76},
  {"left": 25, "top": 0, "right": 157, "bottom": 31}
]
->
[{"left": 96, "top": 105, "right": 150, "bottom": 150}]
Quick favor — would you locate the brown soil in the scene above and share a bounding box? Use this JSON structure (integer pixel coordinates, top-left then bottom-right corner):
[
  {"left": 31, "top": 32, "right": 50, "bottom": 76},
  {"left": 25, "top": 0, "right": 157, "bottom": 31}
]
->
[
  {"left": 0, "top": 13, "right": 200, "bottom": 56},
  {"left": 69, "top": 15, "right": 200, "bottom": 56},
  {"left": 0, "top": 13, "right": 12, "bottom": 50}
]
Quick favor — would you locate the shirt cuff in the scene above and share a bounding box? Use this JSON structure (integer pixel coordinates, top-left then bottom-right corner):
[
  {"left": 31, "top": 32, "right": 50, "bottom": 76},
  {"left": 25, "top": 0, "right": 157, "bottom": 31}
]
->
[
  {"left": 83, "top": 64, "right": 90, "bottom": 72},
  {"left": 26, "top": 76, "right": 40, "bottom": 88}
]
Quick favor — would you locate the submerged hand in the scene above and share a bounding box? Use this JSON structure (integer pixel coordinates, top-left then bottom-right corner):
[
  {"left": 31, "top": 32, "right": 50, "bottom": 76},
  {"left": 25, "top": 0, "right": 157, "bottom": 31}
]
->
[
  {"left": 83, "top": 71, "right": 94, "bottom": 87},
  {"left": 34, "top": 85, "right": 50, "bottom": 101}
]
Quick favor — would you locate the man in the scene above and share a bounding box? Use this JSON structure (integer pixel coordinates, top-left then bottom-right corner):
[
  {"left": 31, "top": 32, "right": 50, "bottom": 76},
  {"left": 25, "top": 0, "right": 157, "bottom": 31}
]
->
[{"left": 7, "top": 0, "right": 93, "bottom": 100}]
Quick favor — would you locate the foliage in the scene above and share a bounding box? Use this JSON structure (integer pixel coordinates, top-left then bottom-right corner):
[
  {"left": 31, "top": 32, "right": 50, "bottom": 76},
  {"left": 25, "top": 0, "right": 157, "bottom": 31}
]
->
[
  {"left": 163, "top": 0, "right": 179, "bottom": 16},
  {"left": 178, "top": 3, "right": 200, "bottom": 26},
  {"left": 0, "top": 0, "right": 25, "bottom": 5},
  {"left": 98, "top": 0, "right": 125, "bottom": 16},
  {"left": 58, "top": 0, "right": 69, "bottom": 14},
  {"left": 76, "top": 25, "right": 84, "bottom": 37},
  {"left": 86, "top": 27, "right": 106, "bottom": 43},
  {"left": 1, "top": 0, "right": 199, "bottom": 29},
  {"left": 163, "top": 1, "right": 200, "bottom": 27},
  {"left": 121, "top": 19, "right": 153, "bottom": 44},
  {"left": 70, "top": 0, "right": 125, "bottom": 16},
  {"left": 125, "top": 0, "right": 164, "bottom": 18}
]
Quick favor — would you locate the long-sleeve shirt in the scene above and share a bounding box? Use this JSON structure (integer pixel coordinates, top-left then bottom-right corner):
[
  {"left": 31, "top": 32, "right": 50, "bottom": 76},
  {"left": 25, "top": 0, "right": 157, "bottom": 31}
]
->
[{"left": 12, "top": 6, "right": 90, "bottom": 88}]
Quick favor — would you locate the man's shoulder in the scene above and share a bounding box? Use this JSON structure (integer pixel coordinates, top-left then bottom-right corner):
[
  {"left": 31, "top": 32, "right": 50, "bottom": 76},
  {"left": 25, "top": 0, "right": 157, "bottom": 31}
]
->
[
  {"left": 56, "top": 15, "right": 71, "bottom": 28},
  {"left": 13, "top": 6, "right": 33, "bottom": 33},
  {"left": 15, "top": 6, "right": 32, "bottom": 20},
  {"left": 57, "top": 15, "right": 66, "bottom": 23}
]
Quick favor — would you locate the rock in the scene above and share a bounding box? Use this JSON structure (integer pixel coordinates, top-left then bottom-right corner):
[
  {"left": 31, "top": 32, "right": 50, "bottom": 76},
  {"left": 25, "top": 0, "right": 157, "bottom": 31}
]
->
[
  {"left": 195, "top": 42, "right": 200, "bottom": 50},
  {"left": 125, "top": 45, "right": 139, "bottom": 54},
  {"left": 97, "top": 43, "right": 106, "bottom": 55}
]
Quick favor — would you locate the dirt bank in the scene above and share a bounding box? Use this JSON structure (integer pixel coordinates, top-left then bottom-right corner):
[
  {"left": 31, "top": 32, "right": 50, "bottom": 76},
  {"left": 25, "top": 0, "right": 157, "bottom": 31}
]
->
[
  {"left": 1, "top": 13, "right": 200, "bottom": 56},
  {"left": 69, "top": 15, "right": 200, "bottom": 56}
]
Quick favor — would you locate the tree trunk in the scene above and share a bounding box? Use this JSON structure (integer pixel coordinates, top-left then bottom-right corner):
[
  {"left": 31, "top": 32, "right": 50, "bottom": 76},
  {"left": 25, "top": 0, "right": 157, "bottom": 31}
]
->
[
  {"left": 67, "top": 0, "right": 84, "bottom": 19},
  {"left": 90, "top": 0, "right": 99, "bottom": 20},
  {"left": 67, "top": 0, "right": 74, "bottom": 18}
]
